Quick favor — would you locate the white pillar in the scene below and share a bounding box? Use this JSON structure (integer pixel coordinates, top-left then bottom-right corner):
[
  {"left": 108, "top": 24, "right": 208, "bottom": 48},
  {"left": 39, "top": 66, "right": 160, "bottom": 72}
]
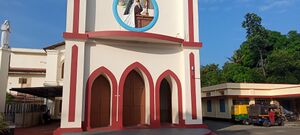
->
[
  {"left": 182, "top": 47, "right": 203, "bottom": 125},
  {"left": 60, "top": 40, "right": 86, "bottom": 128},
  {"left": 0, "top": 48, "right": 10, "bottom": 113}
]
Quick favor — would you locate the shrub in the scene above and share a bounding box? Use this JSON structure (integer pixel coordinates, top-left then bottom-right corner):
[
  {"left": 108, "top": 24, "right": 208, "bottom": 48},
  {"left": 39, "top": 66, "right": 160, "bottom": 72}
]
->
[{"left": 0, "top": 113, "right": 8, "bottom": 131}]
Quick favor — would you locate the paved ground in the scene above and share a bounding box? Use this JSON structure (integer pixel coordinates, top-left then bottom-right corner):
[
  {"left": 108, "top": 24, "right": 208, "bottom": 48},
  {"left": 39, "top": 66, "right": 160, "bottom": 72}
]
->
[
  {"left": 65, "top": 128, "right": 213, "bottom": 135},
  {"left": 15, "top": 121, "right": 213, "bottom": 135},
  {"left": 15, "top": 122, "right": 60, "bottom": 135},
  {"left": 14, "top": 119, "right": 300, "bottom": 135},
  {"left": 204, "top": 119, "right": 300, "bottom": 135}
]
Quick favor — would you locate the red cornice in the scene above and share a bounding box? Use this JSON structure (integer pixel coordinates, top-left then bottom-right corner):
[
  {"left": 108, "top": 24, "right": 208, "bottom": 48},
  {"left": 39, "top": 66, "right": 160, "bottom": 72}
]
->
[
  {"left": 87, "top": 31, "right": 184, "bottom": 43},
  {"left": 202, "top": 85, "right": 300, "bottom": 92},
  {"left": 63, "top": 32, "right": 88, "bottom": 40},
  {"left": 63, "top": 31, "right": 203, "bottom": 48},
  {"left": 234, "top": 94, "right": 300, "bottom": 98},
  {"left": 203, "top": 94, "right": 300, "bottom": 99},
  {"left": 183, "top": 41, "right": 203, "bottom": 48}
]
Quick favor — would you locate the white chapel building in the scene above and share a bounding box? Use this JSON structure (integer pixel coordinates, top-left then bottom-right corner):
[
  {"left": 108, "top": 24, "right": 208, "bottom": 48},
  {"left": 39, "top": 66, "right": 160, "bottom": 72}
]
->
[{"left": 1, "top": 0, "right": 204, "bottom": 134}]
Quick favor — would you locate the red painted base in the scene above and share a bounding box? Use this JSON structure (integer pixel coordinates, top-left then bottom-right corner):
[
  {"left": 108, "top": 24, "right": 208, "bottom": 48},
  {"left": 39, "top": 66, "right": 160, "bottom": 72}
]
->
[{"left": 53, "top": 127, "right": 83, "bottom": 135}]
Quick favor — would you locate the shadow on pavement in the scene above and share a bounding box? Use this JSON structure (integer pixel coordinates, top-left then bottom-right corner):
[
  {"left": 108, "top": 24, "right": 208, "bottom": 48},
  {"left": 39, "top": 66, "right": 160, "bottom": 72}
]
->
[
  {"left": 203, "top": 118, "right": 234, "bottom": 131},
  {"left": 65, "top": 128, "right": 212, "bottom": 135},
  {"left": 15, "top": 120, "right": 60, "bottom": 135},
  {"left": 216, "top": 130, "right": 251, "bottom": 135}
]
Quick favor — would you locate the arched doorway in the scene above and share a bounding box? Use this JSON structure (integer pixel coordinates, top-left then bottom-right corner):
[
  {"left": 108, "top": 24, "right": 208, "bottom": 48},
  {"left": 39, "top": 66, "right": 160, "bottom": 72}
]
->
[
  {"left": 90, "top": 75, "right": 111, "bottom": 128},
  {"left": 159, "top": 79, "right": 172, "bottom": 124},
  {"left": 155, "top": 70, "right": 184, "bottom": 126},
  {"left": 123, "top": 70, "right": 146, "bottom": 127}
]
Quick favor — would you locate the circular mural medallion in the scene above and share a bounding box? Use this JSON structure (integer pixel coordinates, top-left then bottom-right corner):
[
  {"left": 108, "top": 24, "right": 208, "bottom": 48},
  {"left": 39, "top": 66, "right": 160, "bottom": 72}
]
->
[{"left": 113, "top": 0, "right": 159, "bottom": 32}]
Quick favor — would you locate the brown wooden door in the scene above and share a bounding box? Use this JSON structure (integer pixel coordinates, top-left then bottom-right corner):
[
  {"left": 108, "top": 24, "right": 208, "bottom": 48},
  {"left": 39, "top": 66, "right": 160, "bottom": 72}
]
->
[
  {"left": 90, "top": 75, "right": 111, "bottom": 128},
  {"left": 160, "top": 79, "right": 172, "bottom": 124},
  {"left": 123, "top": 70, "right": 145, "bottom": 127}
]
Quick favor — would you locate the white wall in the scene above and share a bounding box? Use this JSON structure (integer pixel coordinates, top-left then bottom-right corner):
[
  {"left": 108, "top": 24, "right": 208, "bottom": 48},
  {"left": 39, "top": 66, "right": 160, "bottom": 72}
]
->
[
  {"left": 10, "top": 48, "right": 46, "bottom": 69},
  {"left": 8, "top": 47, "right": 65, "bottom": 87},
  {"left": 7, "top": 74, "right": 46, "bottom": 94},
  {"left": 202, "top": 83, "right": 300, "bottom": 98},
  {"left": 85, "top": 0, "right": 185, "bottom": 39},
  {"left": 60, "top": 40, "right": 203, "bottom": 128},
  {"left": 87, "top": 42, "right": 185, "bottom": 125},
  {"left": 6, "top": 48, "right": 47, "bottom": 95},
  {"left": 61, "top": 0, "right": 202, "bottom": 129},
  {"left": 202, "top": 97, "right": 232, "bottom": 119}
]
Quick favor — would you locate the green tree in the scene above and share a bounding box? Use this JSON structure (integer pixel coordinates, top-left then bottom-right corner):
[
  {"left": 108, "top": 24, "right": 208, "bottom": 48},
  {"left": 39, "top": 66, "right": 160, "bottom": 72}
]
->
[
  {"left": 201, "top": 13, "right": 300, "bottom": 86},
  {"left": 201, "top": 64, "right": 224, "bottom": 87},
  {"left": 242, "top": 13, "right": 270, "bottom": 77},
  {"left": 6, "top": 93, "right": 14, "bottom": 103},
  {"left": 231, "top": 42, "right": 258, "bottom": 68},
  {"left": 222, "top": 62, "right": 265, "bottom": 83},
  {"left": 0, "top": 113, "right": 8, "bottom": 131},
  {"left": 265, "top": 31, "right": 300, "bottom": 83}
]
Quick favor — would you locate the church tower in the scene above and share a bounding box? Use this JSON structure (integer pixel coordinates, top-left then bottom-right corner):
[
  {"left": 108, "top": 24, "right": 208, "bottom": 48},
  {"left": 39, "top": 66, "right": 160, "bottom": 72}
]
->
[
  {"left": 56, "top": 0, "right": 203, "bottom": 134},
  {"left": 0, "top": 20, "right": 11, "bottom": 113}
]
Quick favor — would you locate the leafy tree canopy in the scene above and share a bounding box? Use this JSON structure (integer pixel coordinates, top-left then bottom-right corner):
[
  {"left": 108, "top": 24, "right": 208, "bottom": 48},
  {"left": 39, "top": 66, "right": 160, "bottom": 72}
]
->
[{"left": 201, "top": 13, "right": 300, "bottom": 87}]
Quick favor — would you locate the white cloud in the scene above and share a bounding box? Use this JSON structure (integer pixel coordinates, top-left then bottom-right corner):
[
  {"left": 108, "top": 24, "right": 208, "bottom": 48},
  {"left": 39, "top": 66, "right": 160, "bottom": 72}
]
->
[
  {"left": 202, "top": 0, "right": 226, "bottom": 3},
  {"left": 259, "top": 0, "right": 295, "bottom": 11},
  {"left": 199, "top": 0, "right": 296, "bottom": 12}
]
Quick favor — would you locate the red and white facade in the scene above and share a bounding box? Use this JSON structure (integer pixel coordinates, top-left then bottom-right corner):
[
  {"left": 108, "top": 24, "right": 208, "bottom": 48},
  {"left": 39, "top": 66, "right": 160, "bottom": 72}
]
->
[{"left": 55, "top": 0, "right": 204, "bottom": 134}]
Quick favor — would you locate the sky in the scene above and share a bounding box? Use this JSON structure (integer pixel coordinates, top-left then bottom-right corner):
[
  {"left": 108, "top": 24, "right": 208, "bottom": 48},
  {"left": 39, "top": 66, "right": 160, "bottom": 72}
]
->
[
  {"left": 0, "top": 0, "right": 299, "bottom": 66},
  {"left": 199, "top": 0, "right": 300, "bottom": 66}
]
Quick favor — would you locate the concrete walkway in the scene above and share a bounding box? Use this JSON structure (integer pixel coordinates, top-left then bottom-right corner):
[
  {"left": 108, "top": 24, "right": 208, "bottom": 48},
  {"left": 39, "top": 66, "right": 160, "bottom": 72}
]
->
[
  {"left": 204, "top": 119, "right": 300, "bottom": 135},
  {"left": 14, "top": 121, "right": 214, "bottom": 135},
  {"left": 15, "top": 122, "right": 60, "bottom": 135},
  {"left": 65, "top": 128, "right": 213, "bottom": 135}
]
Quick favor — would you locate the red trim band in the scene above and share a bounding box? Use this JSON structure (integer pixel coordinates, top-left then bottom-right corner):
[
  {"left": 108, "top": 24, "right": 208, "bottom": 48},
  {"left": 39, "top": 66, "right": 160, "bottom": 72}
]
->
[
  {"left": 233, "top": 94, "right": 300, "bottom": 98},
  {"left": 9, "top": 68, "right": 46, "bottom": 73},
  {"left": 188, "top": 0, "right": 194, "bottom": 42},
  {"left": 73, "top": 0, "right": 80, "bottom": 33},
  {"left": 64, "top": 31, "right": 203, "bottom": 48},
  {"left": 84, "top": 67, "right": 118, "bottom": 130},
  {"left": 53, "top": 127, "right": 82, "bottom": 135},
  {"left": 203, "top": 94, "right": 300, "bottom": 99},
  {"left": 183, "top": 124, "right": 208, "bottom": 128},
  {"left": 68, "top": 45, "right": 78, "bottom": 122},
  {"left": 87, "top": 31, "right": 184, "bottom": 43},
  {"left": 183, "top": 41, "right": 203, "bottom": 48},
  {"left": 63, "top": 32, "right": 88, "bottom": 40},
  {"left": 189, "top": 53, "right": 197, "bottom": 119}
]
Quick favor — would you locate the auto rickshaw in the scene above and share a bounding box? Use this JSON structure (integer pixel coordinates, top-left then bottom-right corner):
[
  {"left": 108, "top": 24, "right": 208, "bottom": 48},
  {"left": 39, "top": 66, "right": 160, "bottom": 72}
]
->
[
  {"left": 231, "top": 105, "right": 248, "bottom": 122},
  {"left": 243, "top": 104, "right": 285, "bottom": 127}
]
